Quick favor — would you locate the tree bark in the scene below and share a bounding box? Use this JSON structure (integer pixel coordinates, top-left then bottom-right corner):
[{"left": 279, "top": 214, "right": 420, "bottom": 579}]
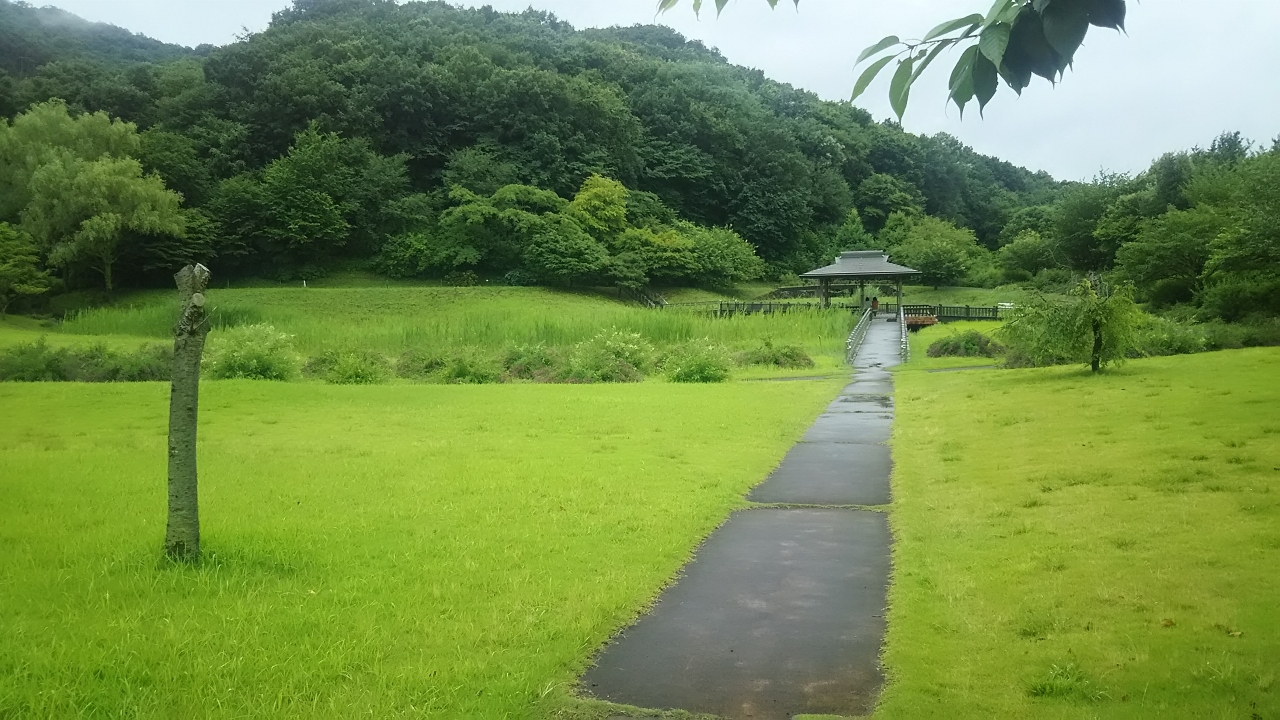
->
[
  {"left": 1091, "top": 318, "right": 1103, "bottom": 373},
  {"left": 165, "top": 264, "right": 211, "bottom": 561}
]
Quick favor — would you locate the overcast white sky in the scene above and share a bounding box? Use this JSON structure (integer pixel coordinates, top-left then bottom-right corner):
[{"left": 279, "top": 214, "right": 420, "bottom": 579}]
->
[{"left": 40, "top": 0, "right": 1280, "bottom": 181}]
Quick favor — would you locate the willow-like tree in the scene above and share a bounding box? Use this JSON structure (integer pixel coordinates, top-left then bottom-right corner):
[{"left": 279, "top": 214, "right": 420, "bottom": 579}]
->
[{"left": 998, "top": 277, "right": 1141, "bottom": 372}]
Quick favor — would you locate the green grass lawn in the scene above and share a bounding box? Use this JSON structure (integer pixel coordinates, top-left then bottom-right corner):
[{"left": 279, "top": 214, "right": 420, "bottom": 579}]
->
[
  {"left": 880, "top": 348, "right": 1280, "bottom": 718},
  {"left": 899, "top": 285, "right": 1036, "bottom": 307},
  {"left": 0, "top": 377, "right": 844, "bottom": 718}
]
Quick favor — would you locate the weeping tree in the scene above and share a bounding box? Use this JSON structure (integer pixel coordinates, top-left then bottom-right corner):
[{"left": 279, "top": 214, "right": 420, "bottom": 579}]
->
[
  {"left": 165, "top": 263, "right": 211, "bottom": 561},
  {"left": 662, "top": 0, "right": 1127, "bottom": 119},
  {"left": 998, "top": 277, "right": 1141, "bottom": 372}
]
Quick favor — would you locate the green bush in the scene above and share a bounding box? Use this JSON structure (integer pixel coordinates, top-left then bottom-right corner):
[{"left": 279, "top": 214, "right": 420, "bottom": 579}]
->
[
  {"left": 1198, "top": 276, "right": 1280, "bottom": 322},
  {"left": 565, "top": 329, "right": 653, "bottom": 383},
  {"left": 0, "top": 339, "right": 170, "bottom": 382},
  {"left": 665, "top": 340, "right": 732, "bottom": 383},
  {"left": 205, "top": 324, "right": 299, "bottom": 380},
  {"left": 395, "top": 349, "right": 446, "bottom": 379},
  {"left": 1130, "top": 316, "right": 1208, "bottom": 357},
  {"left": 441, "top": 351, "right": 502, "bottom": 384},
  {"left": 1031, "top": 268, "right": 1075, "bottom": 294},
  {"left": 502, "top": 343, "right": 565, "bottom": 382},
  {"left": 443, "top": 270, "right": 480, "bottom": 287},
  {"left": 733, "top": 339, "right": 814, "bottom": 369},
  {"left": 927, "top": 331, "right": 1005, "bottom": 358},
  {"left": 323, "top": 351, "right": 392, "bottom": 385}
]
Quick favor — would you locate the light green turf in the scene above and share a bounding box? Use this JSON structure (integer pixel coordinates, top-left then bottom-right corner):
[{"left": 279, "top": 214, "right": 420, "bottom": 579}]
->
[
  {"left": 0, "top": 377, "right": 844, "bottom": 718},
  {"left": 899, "top": 285, "right": 1036, "bottom": 306},
  {"left": 879, "top": 348, "right": 1280, "bottom": 718}
]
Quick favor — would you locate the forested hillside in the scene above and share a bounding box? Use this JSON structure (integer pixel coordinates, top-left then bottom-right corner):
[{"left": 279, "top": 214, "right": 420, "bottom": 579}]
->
[
  {"left": 0, "top": 0, "right": 1274, "bottom": 325},
  {"left": 0, "top": 0, "right": 1062, "bottom": 289}
]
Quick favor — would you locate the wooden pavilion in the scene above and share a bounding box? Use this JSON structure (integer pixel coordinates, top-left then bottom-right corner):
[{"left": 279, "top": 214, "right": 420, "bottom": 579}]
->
[{"left": 800, "top": 250, "right": 921, "bottom": 309}]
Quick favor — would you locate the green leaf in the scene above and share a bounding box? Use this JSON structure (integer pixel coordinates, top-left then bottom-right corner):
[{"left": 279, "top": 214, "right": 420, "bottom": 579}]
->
[
  {"left": 923, "top": 14, "right": 984, "bottom": 42},
  {"left": 889, "top": 55, "right": 915, "bottom": 121},
  {"left": 979, "top": 22, "right": 1012, "bottom": 66},
  {"left": 911, "top": 39, "right": 954, "bottom": 85},
  {"left": 1042, "top": 2, "right": 1090, "bottom": 63},
  {"left": 656, "top": 0, "right": 680, "bottom": 12},
  {"left": 1009, "top": 7, "right": 1062, "bottom": 81},
  {"left": 850, "top": 54, "right": 896, "bottom": 102},
  {"left": 692, "top": 0, "right": 702, "bottom": 14},
  {"left": 973, "top": 52, "right": 999, "bottom": 114},
  {"left": 983, "top": 0, "right": 1015, "bottom": 26},
  {"left": 1085, "top": 0, "right": 1126, "bottom": 30},
  {"left": 1032, "top": 0, "right": 1053, "bottom": 12},
  {"left": 948, "top": 46, "right": 979, "bottom": 117},
  {"left": 716, "top": 0, "right": 729, "bottom": 14},
  {"left": 856, "top": 35, "right": 901, "bottom": 65}
]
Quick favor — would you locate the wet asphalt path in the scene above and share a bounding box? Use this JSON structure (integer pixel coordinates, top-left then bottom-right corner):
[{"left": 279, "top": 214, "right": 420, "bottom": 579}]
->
[{"left": 583, "top": 316, "right": 902, "bottom": 720}]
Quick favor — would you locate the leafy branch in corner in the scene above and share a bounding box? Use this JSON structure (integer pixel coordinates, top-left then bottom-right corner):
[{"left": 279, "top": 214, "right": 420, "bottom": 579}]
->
[{"left": 661, "top": 0, "right": 1127, "bottom": 120}]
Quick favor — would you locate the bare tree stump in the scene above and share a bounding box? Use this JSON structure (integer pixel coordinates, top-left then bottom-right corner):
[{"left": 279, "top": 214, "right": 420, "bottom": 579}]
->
[{"left": 165, "top": 264, "right": 211, "bottom": 561}]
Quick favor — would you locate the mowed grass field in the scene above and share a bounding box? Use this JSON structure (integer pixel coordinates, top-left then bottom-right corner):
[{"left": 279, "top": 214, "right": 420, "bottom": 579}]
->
[
  {"left": 0, "top": 378, "right": 844, "bottom": 718},
  {"left": 880, "top": 347, "right": 1279, "bottom": 718}
]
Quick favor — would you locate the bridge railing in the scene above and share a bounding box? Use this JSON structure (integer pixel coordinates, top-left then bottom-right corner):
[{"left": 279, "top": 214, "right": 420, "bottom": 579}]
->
[
  {"left": 900, "top": 306, "right": 910, "bottom": 362},
  {"left": 845, "top": 308, "right": 873, "bottom": 364}
]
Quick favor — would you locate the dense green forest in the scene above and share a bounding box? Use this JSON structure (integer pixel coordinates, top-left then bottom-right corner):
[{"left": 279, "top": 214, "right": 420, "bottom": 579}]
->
[{"left": 0, "top": 0, "right": 1275, "bottom": 322}]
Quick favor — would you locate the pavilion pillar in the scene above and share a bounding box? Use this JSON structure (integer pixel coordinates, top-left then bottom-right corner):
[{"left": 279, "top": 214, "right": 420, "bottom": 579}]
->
[
  {"left": 896, "top": 279, "right": 903, "bottom": 317},
  {"left": 820, "top": 278, "right": 830, "bottom": 308}
]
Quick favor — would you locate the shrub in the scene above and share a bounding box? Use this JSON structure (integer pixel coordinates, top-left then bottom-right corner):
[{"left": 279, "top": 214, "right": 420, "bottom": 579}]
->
[
  {"left": 665, "top": 340, "right": 732, "bottom": 383},
  {"left": 0, "top": 339, "right": 170, "bottom": 382},
  {"left": 1129, "top": 315, "right": 1207, "bottom": 357},
  {"left": 566, "top": 329, "right": 653, "bottom": 383},
  {"left": 324, "top": 351, "right": 392, "bottom": 385},
  {"left": 1031, "top": 268, "right": 1076, "bottom": 293},
  {"left": 927, "top": 330, "right": 1006, "bottom": 358},
  {"left": 1198, "top": 276, "right": 1280, "bottom": 322},
  {"left": 501, "top": 269, "right": 539, "bottom": 287},
  {"left": 502, "top": 343, "right": 565, "bottom": 382},
  {"left": 395, "top": 349, "right": 446, "bottom": 379},
  {"left": 205, "top": 324, "right": 299, "bottom": 380},
  {"left": 443, "top": 270, "right": 480, "bottom": 287},
  {"left": 734, "top": 339, "right": 814, "bottom": 368},
  {"left": 441, "top": 351, "right": 502, "bottom": 384}
]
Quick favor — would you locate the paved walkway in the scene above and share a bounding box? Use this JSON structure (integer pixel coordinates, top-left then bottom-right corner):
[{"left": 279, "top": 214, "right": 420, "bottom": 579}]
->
[{"left": 582, "top": 316, "right": 902, "bottom": 720}]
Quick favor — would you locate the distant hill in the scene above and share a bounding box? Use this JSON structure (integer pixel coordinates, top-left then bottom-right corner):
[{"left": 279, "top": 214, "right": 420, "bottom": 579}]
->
[{"left": 0, "top": 0, "right": 192, "bottom": 75}]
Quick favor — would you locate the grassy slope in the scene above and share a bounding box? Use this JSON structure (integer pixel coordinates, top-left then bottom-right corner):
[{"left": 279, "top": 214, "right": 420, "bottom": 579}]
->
[
  {"left": 0, "top": 378, "right": 844, "bottom": 718},
  {"left": 880, "top": 348, "right": 1279, "bottom": 718},
  {"left": 55, "top": 287, "right": 854, "bottom": 360}
]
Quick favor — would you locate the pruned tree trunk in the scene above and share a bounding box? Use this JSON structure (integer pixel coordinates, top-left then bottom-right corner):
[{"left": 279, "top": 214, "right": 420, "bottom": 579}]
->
[
  {"left": 165, "top": 264, "right": 211, "bottom": 561},
  {"left": 1091, "top": 318, "right": 1103, "bottom": 373}
]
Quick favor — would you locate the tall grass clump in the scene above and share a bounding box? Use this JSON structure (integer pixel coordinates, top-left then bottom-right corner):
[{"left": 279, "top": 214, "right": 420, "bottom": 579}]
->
[
  {"left": 55, "top": 288, "right": 855, "bottom": 358},
  {"left": 734, "top": 339, "right": 815, "bottom": 368},
  {"left": 64, "top": 299, "right": 264, "bottom": 338},
  {"left": 305, "top": 350, "right": 392, "bottom": 385},
  {"left": 565, "top": 329, "right": 653, "bottom": 383},
  {"left": 0, "top": 339, "right": 170, "bottom": 381},
  {"left": 665, "top": 340, "right": 732, "bottom": 383},
  {"left": 927, "top": 330, "right": 1005, "bottom": 358},
  {"left": 501, "top": 344, "right": 566, "bottom": 382},
  {"left": 205, "top": 324, "right": 300, "bottom": 380}
]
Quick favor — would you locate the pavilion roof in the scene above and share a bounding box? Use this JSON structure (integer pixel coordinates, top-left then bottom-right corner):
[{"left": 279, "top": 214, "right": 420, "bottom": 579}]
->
[{"left": 800, "top": 250, "right": 920, "bottom": 279}]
